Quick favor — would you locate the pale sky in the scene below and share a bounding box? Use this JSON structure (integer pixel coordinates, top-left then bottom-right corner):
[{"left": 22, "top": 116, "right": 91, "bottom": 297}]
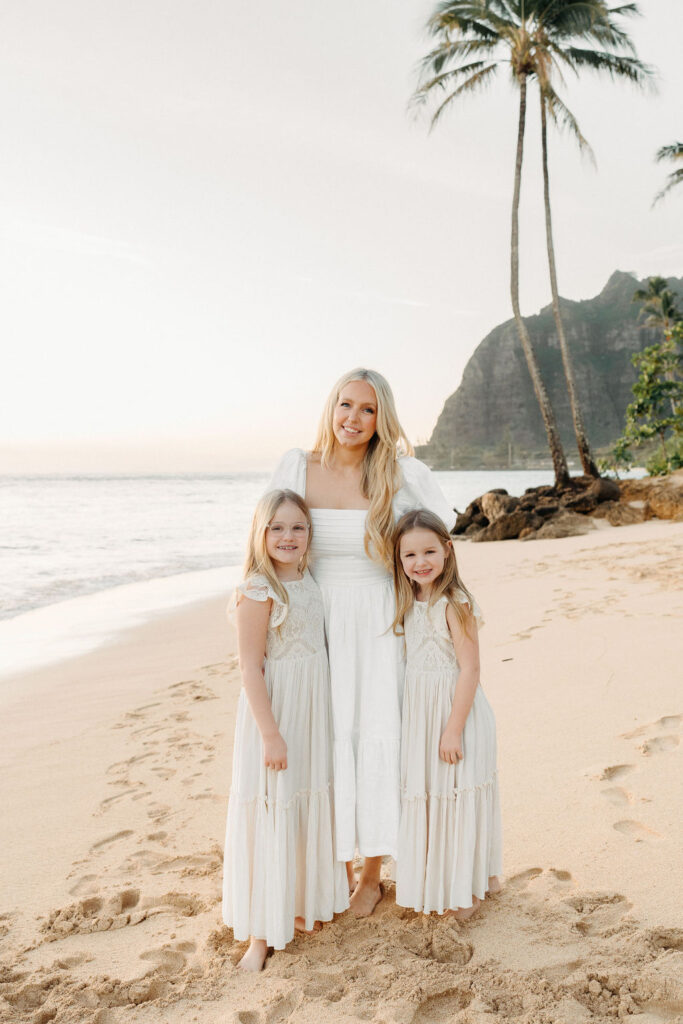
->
[{"left": 1, "top": 0, "right": 681, "bottom": 473}]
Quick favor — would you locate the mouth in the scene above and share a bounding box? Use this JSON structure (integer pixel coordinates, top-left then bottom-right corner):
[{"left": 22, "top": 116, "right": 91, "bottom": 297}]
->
[
  {"left": 413, "top": 568, "right": 433, "bottom": 576},
  {"left": 277, "top": 545, "right": 298, "bottom": 551},
  {"left": 341, "top": 425, "right": 361, "bottom": 436}
]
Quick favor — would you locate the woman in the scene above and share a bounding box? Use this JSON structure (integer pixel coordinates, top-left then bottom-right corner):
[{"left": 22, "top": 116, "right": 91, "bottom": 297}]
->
[{"left": 269, "top": 368, "right": 453, "bottom": 917}]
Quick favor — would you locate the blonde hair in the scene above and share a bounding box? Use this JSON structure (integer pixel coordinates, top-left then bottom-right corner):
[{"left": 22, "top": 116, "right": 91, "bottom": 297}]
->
[
  {"left": 391, "top": 509, "right": 475, "bottom": 639},
  {"left": 313, "top": 368, "right": 413, "bottom": 569},
  {"left": 242, "top": 489, "right": 312, "bottom": 624}
]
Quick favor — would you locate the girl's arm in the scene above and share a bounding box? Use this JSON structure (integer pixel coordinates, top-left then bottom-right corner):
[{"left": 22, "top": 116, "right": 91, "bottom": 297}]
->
[
  {"left": 439, "top": 603, "right": 481, "bottom": 764},
  {"left": 236, "top": 595, "right": 288, "bottom": 771}
]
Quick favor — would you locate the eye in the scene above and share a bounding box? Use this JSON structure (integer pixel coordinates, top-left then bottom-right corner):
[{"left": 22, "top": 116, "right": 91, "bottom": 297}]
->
[
  {"left": 269, "top": 524, "right": 283, "bottom": 532},
  {"left": 293, "top": 524, "right": 306, "bottom": 532},
  {"left": 364, "top": 407, "right": 375, "bottom": 414},
  {"left": 340, "top": 401, "right": 350, "bottom": 408}
]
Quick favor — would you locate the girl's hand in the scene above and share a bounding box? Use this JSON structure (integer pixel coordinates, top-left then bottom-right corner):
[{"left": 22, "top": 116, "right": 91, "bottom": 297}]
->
[
  {"left": 263, "top": 732, "right": 287, "bottom": 771},
  {"left": 439, "top": 722, "right": 464, "bottom": 764}
]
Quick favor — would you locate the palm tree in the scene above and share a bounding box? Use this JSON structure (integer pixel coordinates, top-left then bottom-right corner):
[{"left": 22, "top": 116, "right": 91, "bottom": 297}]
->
[
  {"left": 633, "top": 275, "right": 682, "bottom": 334},
  {"left": 653, "top": 142, "right": 683, "bottom": 204},
  {"left": 414, "top": 0, "right": 651, "bottom": 485}
]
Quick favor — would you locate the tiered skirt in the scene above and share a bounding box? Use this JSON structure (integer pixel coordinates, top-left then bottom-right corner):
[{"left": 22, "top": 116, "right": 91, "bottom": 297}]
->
[
  {"left": 396, "top": 671, "right": 502, "bottom": 914},
  {"left": 222, "top": 649, "right": 349, "bottom": 949}
]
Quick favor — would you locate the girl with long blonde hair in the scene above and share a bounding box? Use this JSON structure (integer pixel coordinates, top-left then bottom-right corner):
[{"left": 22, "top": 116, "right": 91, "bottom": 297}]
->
[
  {"left": 268, "top": 369, "right": 453, "bottom": 917},
  {"left": 222, "top": 490, "right": 348, "bottom": 970},
  {"left": 391, "top": 509, "right": 502, "bottom": 918}
]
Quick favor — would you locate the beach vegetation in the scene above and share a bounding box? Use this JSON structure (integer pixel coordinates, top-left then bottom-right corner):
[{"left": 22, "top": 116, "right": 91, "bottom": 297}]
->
[
  {"left": 653, "top": 141, "right": 683, "bottom": 205},
  {"left": 413, "top": 0, "right": 652, "bottom": 487}
]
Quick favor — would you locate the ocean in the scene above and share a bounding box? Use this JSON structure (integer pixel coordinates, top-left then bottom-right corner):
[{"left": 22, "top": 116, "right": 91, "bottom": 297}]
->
[{"left": 0, "top": 468, "right": 622, "bottom": 677}]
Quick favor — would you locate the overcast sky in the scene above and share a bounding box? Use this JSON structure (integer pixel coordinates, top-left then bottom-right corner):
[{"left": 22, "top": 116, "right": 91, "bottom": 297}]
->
[{"left": 1, "top": 0, "right": 681, "bottom": 472}]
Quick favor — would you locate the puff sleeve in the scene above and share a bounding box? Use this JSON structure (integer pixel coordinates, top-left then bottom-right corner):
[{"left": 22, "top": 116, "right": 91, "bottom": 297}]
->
[
  {"left": 229, "top": 574, "right": 288, "bottom": 628},
  {"left": 394, "top": 456, "right": 455, "bottom": 531},
  {"left": 267, "top": 448, "right": 307, "bottom": 498}
]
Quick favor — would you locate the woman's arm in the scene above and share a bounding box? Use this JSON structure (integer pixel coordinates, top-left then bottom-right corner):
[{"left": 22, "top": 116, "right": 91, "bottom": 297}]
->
[
  {"left": 438, "top": 603, "right": 481, "bottom": 764},
  {"left": 236, "top": 596, "right": 288, "bottom": 770}
]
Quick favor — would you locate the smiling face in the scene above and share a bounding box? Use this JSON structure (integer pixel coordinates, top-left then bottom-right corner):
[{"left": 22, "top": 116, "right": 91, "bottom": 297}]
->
[
  {"left": 265, "top": 499, "right": 310, "bottom": 570},
  {"left": 399, "top": 526, "right": 451, "bottom": 596},
  {"left": 332, "top": 379, "right": 378, "bottom": 450}
]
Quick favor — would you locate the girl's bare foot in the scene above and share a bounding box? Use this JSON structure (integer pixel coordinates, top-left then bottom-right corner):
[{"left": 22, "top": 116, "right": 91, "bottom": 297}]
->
[
  {"left": 346, "top": 860, "right": 358, "bottom": 895},
  {"left": 238, "top": 938, "right": 268, "bottom": 972},
  {"left": 294, "top": 917, "right": 322, "bottom": 935},
  {"left": 349, "top": 881, "right": 383, "bottom": 918},
  {"left": 487, "top": 876, "right": 502, "bottom": 895}
]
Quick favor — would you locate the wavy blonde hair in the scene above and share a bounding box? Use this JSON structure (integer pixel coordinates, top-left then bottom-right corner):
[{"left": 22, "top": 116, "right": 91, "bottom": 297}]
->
[
  {"left": 391, "top": 509, "right": 475, "bottom": 639},
  {"left": 313, "top": 368, "right": 413, "bottom": 569},
  {"left": 242, "top": 489, "right": 312, "bottom": 625}
]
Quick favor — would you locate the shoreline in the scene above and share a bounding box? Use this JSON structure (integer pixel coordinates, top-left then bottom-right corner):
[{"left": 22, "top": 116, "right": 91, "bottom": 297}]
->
[{"left": 1, "top": 520, "right": 682, "bottom": 1023}]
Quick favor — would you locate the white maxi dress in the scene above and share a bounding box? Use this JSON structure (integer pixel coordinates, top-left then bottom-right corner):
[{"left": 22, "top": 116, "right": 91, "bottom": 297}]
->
[
  {"left": 221, "top": 571, "right": 349, "bottom": 949},
  {"left": 269, "top": 449, "right": 453, "bottom": 861},
  {"left": 396, "top": 594, "right": 502, "bottom": 913}
]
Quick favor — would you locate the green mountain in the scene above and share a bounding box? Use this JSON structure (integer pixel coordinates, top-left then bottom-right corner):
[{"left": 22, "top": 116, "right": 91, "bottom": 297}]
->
[{"left": 421, "top": 271, "right": 682, "bottom": 469}]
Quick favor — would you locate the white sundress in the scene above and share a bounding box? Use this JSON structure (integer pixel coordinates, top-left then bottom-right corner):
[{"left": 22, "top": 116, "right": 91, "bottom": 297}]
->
[
  {"left": 221, "top": 571, "right": 349, "bottom": 949},
  {"left": 396, "top": 593, "right": 502, "bottom": 914},
  {"left": 268, "top": 448, "right": 454, "bottom": 861}
]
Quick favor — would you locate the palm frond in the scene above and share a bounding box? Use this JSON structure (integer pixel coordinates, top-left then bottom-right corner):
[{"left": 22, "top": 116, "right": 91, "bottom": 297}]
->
[
  {"left": 413, "top": 59, "right": 493, "bottom": 104},
  {"left": 540, "top": 82, "right": 595, "bottom": 162},
  {"left": 655, "top": 142, "right": 683, "bottom": 163},
  {"left": 428, "top": 63, "right": 500, "bottom": 128},
  {"left": 419, "top": 36, "right": 500, "bottom": 77},
  {"left": 653, "top": 169, "right": 683, "bottom": 206},
  {"left": 563, "top": 46, "right": 654, "bottom": 85}
]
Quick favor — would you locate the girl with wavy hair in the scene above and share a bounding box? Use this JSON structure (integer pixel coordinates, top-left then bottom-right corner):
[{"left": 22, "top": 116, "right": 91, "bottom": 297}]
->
[{"left": 269, "top": 368, "right": 453, "bottom": 916}]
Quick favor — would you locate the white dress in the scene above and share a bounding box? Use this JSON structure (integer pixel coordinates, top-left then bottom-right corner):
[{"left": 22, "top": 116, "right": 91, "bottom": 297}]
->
[
  {"left": 221, "top": 571, "right": 349, "bottom": 949},
  {"left": 396, "top": 594, "right": 502, "bottom": 914},
  {"left": 268, "top": 449, "right": 454, "bottom": 861}
]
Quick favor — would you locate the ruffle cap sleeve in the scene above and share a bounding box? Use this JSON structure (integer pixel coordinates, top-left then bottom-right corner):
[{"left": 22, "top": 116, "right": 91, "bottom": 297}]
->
[
  {"left": 266, "top": 448, "right": 307, "bottom": 497},
  {"left": 453, "top": 588, "right": 484, "bottom": 631},
  {"left": 229, "top": 574, "right": 288, "bottom": 628},
  {"left": 395, "top": 456, "right": 455, "bottom": 531}
]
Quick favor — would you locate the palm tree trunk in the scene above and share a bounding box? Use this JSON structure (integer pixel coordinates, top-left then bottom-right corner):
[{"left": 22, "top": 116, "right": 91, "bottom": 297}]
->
[
  {"left": 510, "top": 77, "right": 570, "bottom": 487},
  {"left": 540, "top": 96, "right": 600, "bottom": 478}
]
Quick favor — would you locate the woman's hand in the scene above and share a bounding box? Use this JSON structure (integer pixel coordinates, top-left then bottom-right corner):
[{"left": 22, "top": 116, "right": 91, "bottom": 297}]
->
[
  {"left": 263, "top": 731, "right": 288, "bottom": 771},
  {"left": 439, "top": 722, "right": 464, "bottom": 764}
]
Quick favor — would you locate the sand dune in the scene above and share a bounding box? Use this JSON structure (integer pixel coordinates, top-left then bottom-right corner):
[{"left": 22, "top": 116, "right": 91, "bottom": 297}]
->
[{"left": 1, "top": 521, "right": 682, "bottom": 1024}]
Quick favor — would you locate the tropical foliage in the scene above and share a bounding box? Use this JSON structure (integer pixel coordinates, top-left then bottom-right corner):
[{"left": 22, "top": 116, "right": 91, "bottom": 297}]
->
[
  {"left": 606, "top": 280, "right": 683, "bottom": 476},
  {"left": 653, "top": 141, "right": 683, "bottom": 205},
  {"left": 414, "top": 0, "right": 651, "bottom": 484}
]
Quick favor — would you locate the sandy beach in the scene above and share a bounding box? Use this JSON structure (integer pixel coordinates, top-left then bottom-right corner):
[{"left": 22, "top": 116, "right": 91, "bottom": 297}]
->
[{"left": 2, "top": 520, "right": 682, "bottom": 1024}]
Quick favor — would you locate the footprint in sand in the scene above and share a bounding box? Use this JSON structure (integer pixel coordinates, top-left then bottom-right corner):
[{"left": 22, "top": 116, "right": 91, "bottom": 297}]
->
[
  {"left": 564, "top": 892, "right": 632, "bottom": 936},
  {"left": 599, "top": 764, "right": 635, "bottom": 782},
  {"left": 412, "top": 987, "right": 473, "bottom": 1022},
  {"left": 601, "top": 786, "right": 634, "bottom": 806},
  {"left": 506, "top": 867, "right": 543, "bottom": 888},
  {"left": 613, "top": 819, "right": 662, "bottom": 841},
  {"left": 139, "top": 941, "right": 194, "bottom": 976},
  {"left": 640, "top": 734, "right": 680, "bottom": 755},
  {"left": 90, "top": 830, "right": 134, "bottom": 852},
  {"left": 548, "top": 869, "right": 572, "bottom": 883}
]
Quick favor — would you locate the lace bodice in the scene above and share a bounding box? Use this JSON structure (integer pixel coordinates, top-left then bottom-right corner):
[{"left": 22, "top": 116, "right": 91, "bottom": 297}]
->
[
  {"left": 404, "top": 593, "right": 483, "bottom": 674},
  {"left": 235, "top": 571, "right": 326, "bottom": 661}
]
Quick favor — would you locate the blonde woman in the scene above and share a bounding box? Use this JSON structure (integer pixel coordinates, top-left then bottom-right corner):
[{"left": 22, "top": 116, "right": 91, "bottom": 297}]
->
[{"left": 269, "top": 368, "right": 453, "bottom": 917}]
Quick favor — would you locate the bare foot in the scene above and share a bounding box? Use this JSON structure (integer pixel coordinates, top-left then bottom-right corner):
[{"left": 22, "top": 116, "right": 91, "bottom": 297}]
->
[
  {"left": 349, "top": 881, "right": 383, "bottom": 918},
  {"left": 449, "top": 896, "right": 481, "bottom": 921},
  {"left": 238, "top": 938, "right": 268, "bottom": 972},
  {"left": 346, "top": 861, "right": 358, "bottom": 895},
  {"left": 294, "top": 916, "right": 322, "bottom": 935},
  {"left": 487, "top": 876, "right": 502, "bottom": 895}
]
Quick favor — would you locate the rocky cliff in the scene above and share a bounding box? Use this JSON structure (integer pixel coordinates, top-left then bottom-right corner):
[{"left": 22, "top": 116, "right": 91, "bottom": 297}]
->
[{"left": 423, "top": 271, "right": 682, "bottom": 468}]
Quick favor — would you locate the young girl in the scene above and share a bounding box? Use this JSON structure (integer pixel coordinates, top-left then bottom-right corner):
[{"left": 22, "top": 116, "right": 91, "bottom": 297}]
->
[
  {"left": 392, "top": 509, "right": 502, "bottom": 918},
  {"left": 222, "top": 489, "right": 348, "bottom": 971}
]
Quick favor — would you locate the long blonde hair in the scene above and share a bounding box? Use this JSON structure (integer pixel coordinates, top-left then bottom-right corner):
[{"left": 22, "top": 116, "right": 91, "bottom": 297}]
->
[
  {"left": 391, "top": 509, "right": 475, "bottom": 638},
  {"left": 242, "top": 489, "right": 312, "bottom": 623},
  {"left": 313, "top": 368, "right": 413, "bottom": 569}
]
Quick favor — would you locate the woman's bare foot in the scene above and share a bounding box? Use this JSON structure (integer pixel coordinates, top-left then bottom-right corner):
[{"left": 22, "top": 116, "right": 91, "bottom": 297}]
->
[
  {"left": 294, "top": 917, "right": 322, "bottom": 935},
  {"left": 449, "top": 896, "right": 481, "bottom": 921},
  {"left": 487, "top": 876, "right": 502, "bottom": 895},
  {"left": 346, "top": 860, "right": 358, "bottom": 896},
  {"left": 349, "top": 881, "right": 383, "bottom": 918},
  {"left": 238, "top": 938, "right": 268, "bottom": 972}
]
